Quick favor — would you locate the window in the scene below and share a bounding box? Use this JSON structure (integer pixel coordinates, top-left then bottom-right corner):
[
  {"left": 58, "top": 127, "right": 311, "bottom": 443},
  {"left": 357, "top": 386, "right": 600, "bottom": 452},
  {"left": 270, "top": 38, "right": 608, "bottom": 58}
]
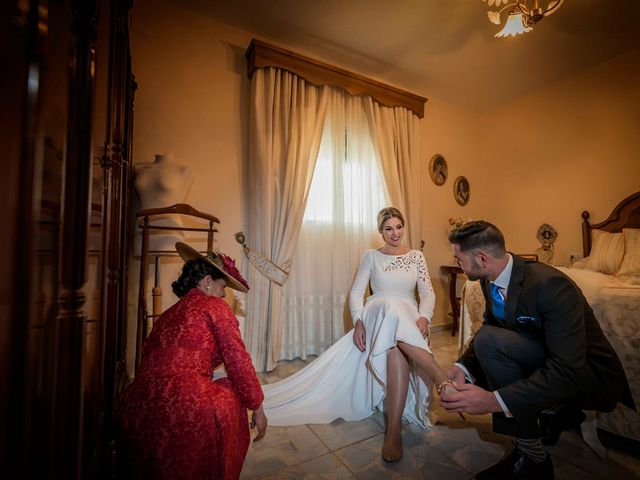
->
[{"left": 280, "top": 90, "right": 389, "bottom": 360}]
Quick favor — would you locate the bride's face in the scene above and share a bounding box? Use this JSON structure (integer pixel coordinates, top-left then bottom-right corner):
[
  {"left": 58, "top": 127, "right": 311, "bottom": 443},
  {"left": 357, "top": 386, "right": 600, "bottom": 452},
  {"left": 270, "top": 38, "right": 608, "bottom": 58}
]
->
[{"left": 381, "top": 217, "right": 404, "bottom": 247}]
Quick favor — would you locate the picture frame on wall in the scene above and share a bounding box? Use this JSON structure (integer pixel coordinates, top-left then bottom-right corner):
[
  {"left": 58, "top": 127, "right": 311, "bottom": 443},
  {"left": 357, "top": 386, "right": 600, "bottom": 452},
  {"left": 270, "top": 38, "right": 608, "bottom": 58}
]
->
[
  {"left": 428, "top": 154, "right": 448, "bottom": 186},
  {"left": 453, "top": 176, "right": 470, "bottom": 206}
]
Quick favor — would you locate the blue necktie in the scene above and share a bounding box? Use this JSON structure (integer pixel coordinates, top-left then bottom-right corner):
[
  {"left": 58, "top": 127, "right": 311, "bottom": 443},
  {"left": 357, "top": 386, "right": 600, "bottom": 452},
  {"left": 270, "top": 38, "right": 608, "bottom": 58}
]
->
[{"left": 491, "top": 283, "right": 505, "bottom": 320}]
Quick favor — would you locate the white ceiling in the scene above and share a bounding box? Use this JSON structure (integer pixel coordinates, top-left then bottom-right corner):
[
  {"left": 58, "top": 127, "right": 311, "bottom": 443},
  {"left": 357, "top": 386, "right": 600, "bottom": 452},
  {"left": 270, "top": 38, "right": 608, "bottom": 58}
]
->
[{"left": 163, "top": 0, "right": 640, "bottom": 112}]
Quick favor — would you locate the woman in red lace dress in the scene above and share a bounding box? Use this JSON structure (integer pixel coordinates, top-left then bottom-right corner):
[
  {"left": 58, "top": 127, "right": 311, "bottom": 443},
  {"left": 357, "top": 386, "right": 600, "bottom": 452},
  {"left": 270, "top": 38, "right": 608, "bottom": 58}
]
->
[{"left": 117, "top": 242, "right": 266, "bottom": 479}]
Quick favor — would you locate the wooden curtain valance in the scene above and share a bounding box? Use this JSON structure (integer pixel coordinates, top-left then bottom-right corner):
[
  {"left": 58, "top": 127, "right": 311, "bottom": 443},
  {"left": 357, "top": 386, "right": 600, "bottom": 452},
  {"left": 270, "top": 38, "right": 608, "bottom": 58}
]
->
[{"left": 245, "top": 39, "right": 427, "bottom": 118}]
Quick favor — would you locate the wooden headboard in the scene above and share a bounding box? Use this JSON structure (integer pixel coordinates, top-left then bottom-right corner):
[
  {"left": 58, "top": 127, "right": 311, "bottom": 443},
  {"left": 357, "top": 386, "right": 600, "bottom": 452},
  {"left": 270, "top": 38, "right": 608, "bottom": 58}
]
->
[{"left": 581, "top": 191, "right": 640, "bottom": 257}]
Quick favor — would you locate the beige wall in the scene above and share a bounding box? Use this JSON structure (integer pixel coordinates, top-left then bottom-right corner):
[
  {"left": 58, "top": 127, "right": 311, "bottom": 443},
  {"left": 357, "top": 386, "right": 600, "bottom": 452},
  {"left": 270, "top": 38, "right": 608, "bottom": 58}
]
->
[
  {"left": 479, "top": 47, "right": 640, "bottom": 266},
  {"left": 422, "top": 47, "right": 640, "bottom": 327},
  {"left": 420, "top": 99, "right": 485, "bottom": 327},
  {"left": 129, "top": 0, "right": 640, "bottom": 368},
  {"left": 131, "top": 0, "right": 251, "bottom": 254},
  {"left": 128, "top": 0, "right": 254, "bottom": 372}
]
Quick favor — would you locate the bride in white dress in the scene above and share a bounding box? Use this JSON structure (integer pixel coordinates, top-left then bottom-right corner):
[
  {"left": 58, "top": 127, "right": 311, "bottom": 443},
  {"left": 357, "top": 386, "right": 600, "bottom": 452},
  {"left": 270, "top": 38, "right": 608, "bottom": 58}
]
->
[{"left": 262, "top": 207, "right": 452, "bottom": 461}]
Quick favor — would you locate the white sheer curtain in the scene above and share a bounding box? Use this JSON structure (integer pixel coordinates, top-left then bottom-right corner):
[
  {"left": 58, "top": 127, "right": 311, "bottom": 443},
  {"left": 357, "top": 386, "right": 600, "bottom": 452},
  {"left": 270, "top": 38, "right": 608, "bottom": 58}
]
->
[
  {"left": 245, "top": 68, "right": 329, "bottom": 372},
  {"left": 279, "top": 88, "right": 390, "bottom": 360},
  {"left": 364, "top": 98, "right": 422, "bottom": 248}
]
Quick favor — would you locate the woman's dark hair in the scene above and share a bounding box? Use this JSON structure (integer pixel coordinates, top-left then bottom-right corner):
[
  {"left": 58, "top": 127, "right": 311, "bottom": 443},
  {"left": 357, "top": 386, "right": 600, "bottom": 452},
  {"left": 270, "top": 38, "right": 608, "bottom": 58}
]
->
[
  {"left": 448, "top": 220, "right": 506, "bottom": 257},
  {"left": 172, "top": 259, "right": 225, "bottom": 297}
]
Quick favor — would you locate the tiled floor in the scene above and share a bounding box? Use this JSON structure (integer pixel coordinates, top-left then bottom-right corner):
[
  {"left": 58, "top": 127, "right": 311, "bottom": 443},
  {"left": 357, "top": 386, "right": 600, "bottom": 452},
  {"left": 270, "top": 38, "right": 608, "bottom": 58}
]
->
[{"left": 242, "top": 329, "right": 640, "bottom": 479}]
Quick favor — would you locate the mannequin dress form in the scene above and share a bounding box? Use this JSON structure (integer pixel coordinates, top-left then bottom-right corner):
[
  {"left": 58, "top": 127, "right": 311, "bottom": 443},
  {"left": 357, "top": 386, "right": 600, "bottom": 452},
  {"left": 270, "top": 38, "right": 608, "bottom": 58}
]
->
[{"left": 133, "top": 154, "right": 194, "bottom": 254}]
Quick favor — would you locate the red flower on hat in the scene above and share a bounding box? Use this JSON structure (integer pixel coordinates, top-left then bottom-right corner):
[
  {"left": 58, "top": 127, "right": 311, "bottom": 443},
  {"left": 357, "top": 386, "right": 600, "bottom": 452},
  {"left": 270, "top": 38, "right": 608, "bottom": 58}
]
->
[{"left": 220, "top": 253, "right": 250, "bottom": 289}]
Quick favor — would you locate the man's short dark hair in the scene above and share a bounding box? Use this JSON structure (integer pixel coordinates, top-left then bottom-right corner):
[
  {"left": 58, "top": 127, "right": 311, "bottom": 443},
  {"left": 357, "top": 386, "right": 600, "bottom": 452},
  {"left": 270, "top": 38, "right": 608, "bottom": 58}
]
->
[{"left": 448, "top": 221, "right": 506, "bottom": 257}]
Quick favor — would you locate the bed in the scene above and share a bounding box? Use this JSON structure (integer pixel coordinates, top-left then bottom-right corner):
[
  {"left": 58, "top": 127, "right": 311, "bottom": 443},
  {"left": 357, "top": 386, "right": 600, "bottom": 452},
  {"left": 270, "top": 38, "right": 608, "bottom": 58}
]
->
[{"left": 459, "top": 190, "right": 640, "bottom": 444}]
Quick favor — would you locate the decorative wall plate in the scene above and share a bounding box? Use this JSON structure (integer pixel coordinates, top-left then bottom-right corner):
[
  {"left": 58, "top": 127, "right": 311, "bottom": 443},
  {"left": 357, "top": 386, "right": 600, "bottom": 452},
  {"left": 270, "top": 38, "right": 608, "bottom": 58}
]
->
[
  {"left": 536, "top": 223, "right": 557, "bottom": 249},
  {"left": 429, "top": 154, "right": 448, "bottom": 186},
  {"left": 453, "top": 176, "right": 470, "bottom": 206}
]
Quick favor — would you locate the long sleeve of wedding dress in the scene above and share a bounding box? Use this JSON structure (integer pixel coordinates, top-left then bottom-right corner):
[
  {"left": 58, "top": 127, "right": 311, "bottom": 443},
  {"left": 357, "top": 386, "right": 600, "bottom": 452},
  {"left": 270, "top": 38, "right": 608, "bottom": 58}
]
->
[
  {"left": 349, "top": 249, "right": 374, "bottom": 323},
  {"left": 416, "top": 251, "right": 436, "bottom": 321}
]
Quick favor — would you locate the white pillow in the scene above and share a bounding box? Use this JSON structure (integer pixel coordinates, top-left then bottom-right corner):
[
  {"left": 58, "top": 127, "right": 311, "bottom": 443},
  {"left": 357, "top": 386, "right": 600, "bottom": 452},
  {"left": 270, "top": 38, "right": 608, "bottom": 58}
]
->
[
  {"left": 617, "top": 228, "right": 640, "bottom": 276},
  {"left": 586, "top": 229, "right": 625, "bottom": 275}
]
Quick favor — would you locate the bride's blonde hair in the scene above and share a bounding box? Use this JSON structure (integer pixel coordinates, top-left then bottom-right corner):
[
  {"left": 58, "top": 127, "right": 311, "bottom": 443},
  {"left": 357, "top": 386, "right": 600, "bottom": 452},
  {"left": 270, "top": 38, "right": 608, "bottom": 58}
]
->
[{"left": 377, "top": 207, "right": 405, "bottom": 233}]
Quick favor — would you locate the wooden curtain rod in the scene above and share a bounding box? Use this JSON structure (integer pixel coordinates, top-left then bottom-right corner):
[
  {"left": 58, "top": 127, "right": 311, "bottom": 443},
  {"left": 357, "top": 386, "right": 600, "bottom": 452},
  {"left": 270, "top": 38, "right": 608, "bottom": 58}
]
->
[{"left": 245, "top": 39, "right": 427, "bottom": 118}]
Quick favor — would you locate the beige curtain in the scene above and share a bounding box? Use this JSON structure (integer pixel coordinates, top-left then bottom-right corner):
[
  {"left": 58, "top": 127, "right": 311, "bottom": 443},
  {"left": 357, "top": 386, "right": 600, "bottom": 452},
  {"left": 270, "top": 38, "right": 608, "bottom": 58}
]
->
[
  {"left": 364, "top": 98, "right": 422, "bottom": 248},
  {"left": 245, "top": 68, "right": 329, "bottom": 372},
  {"left": 279, "top": 87, "right": 390, "bottom": 361}
]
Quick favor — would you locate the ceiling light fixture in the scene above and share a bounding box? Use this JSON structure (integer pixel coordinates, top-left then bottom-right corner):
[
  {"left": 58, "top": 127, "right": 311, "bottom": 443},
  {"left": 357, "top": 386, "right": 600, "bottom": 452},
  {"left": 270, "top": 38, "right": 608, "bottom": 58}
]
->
[{"left": 483, "top": 0, "right": 564, "bottom": 38}]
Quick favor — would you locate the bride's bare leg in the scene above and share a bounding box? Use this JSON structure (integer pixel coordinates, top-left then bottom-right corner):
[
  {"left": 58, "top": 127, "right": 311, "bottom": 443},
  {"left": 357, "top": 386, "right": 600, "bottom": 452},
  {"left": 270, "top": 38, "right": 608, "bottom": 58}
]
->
[
  {"left": 395, "top": 341, "right": 448, "bottom": 387},
  {"left": 383, "top": 346, "right": 409, "bottom": 461}
]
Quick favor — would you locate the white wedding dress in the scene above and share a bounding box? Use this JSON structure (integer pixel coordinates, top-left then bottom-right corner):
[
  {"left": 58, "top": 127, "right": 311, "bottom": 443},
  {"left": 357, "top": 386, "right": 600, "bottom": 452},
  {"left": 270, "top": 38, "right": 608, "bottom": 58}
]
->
[{"left": 263, "top": 249, "right": 436, "bottom": 429}]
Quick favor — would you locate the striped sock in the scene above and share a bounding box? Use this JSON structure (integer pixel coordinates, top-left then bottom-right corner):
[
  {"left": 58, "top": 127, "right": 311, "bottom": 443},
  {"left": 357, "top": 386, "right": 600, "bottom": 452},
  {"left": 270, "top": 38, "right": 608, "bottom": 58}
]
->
[{"left": 516, "top": 437, "right": 547, "bottom": 463}]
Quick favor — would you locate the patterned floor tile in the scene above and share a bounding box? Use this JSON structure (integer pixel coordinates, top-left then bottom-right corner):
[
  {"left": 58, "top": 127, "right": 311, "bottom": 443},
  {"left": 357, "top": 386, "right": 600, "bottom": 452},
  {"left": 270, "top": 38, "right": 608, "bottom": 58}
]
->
[
  {"left": 334, "top": 432, "right": 472, "bottom": 480},
  {"left": 607, "top": 449, "right": 640, "bottom": 479},
  {"left": 258, "top": 453, "right": 356, "bottom": 479},
  {"left": 553, "top": 456, "right": 609, "bottom": 480},
  {"left": 244, "top": 330, "right": 640, "bottom": 480},
  {"left": 241, "top": 425, "right": 329, "bottom": 479},
  {"left": 405, "top": 420, "right": 508, "bottom": 475},
  {"left": 308, "top": 411, "right": 386, "bottom": 451},
  {"left": 547, "top": 430, "right": 639, "bottom": 479}
]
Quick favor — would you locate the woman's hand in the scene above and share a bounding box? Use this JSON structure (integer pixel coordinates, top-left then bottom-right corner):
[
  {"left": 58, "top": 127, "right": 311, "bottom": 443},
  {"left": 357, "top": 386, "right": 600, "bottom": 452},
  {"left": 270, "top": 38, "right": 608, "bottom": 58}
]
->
[
  {"left": 416, "top": 317, "right": 430, "bottom": 341},
  {"left": 353, "top": 320, "right": 366, "bottom": 352},
  {"left": 251, "top": 405, "right": 268, "bottom": 442}
]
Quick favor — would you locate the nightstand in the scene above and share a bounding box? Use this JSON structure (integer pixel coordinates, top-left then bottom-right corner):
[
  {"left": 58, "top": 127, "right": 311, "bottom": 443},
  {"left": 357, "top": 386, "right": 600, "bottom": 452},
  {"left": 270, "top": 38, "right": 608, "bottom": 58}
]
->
[{"left": 440, "top": 265, "right": 464, "bottom": 336}]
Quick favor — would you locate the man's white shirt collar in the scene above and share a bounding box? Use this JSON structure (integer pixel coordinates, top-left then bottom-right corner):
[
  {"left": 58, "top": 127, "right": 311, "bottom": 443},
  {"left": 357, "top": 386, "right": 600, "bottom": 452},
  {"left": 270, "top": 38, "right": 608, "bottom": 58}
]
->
[{"left": 492, "top": 254, "right": 513, "bottom": 292}]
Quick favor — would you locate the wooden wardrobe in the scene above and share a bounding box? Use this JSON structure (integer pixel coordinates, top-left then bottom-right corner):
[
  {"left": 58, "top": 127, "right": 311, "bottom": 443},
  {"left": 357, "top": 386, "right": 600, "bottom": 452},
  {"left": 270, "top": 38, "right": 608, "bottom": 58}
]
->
[{"left": 1, "top": 0, "right": 135, "bottom": 477}]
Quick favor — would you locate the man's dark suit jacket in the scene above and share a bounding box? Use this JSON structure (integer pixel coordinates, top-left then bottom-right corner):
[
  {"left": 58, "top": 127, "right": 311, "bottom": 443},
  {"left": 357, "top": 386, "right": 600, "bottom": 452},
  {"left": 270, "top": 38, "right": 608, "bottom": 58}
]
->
[{"left": 459, "top": 255, "right": 633, "bottom": 418}]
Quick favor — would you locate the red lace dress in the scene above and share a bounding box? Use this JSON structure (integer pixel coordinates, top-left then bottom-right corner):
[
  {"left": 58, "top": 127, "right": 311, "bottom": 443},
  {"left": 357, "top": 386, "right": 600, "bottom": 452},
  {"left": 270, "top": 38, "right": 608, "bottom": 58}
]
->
[{"left": 117, "top": 288, "right": 264, "bottom": 479}]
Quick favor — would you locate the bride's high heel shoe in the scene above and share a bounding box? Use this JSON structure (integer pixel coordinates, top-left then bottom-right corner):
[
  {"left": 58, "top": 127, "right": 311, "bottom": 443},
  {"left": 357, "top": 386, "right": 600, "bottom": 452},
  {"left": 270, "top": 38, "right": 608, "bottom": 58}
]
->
[{"left": 438, "top": 380, "right": 466, "bottom": 421}]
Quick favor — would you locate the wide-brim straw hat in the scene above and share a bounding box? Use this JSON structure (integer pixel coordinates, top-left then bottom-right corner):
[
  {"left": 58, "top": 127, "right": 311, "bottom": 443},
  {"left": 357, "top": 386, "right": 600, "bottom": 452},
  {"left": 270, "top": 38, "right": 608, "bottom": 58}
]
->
[{"left": 175, "top": 242, "right": 249, "bottom": 293}]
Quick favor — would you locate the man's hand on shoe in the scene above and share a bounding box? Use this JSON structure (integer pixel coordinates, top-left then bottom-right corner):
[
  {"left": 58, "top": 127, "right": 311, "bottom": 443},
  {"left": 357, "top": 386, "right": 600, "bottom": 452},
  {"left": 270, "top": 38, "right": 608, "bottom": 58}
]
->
[{"left": 440, "top": 383, "right": 502, "bottom": 415}]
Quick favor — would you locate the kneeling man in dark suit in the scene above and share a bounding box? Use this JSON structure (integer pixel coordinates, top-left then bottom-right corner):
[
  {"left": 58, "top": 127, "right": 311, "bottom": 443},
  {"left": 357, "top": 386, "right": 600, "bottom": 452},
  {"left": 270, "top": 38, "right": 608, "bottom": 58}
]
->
[{"left": 442, "top": 221, "right": 632, "bottom": 480}]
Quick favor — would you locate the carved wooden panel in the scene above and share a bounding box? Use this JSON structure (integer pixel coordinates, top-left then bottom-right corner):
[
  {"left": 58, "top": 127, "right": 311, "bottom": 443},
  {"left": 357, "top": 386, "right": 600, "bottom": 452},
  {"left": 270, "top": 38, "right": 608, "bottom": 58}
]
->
[
  {"left": 581, "top": 191, "right": 640, "bottom": 256},
  {"left": 1, "top": 0, "right": 134, "bottom": 476}
]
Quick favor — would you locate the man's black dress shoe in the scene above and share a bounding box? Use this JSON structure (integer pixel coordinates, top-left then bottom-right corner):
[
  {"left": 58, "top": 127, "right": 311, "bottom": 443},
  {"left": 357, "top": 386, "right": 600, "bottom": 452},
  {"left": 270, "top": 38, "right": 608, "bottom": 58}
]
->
[
  {"left": 539, "top": 406, "right": 586, "bottom": 446},
  {"left": 475, "top": 448, "right": 554, "bottom": 480}
]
